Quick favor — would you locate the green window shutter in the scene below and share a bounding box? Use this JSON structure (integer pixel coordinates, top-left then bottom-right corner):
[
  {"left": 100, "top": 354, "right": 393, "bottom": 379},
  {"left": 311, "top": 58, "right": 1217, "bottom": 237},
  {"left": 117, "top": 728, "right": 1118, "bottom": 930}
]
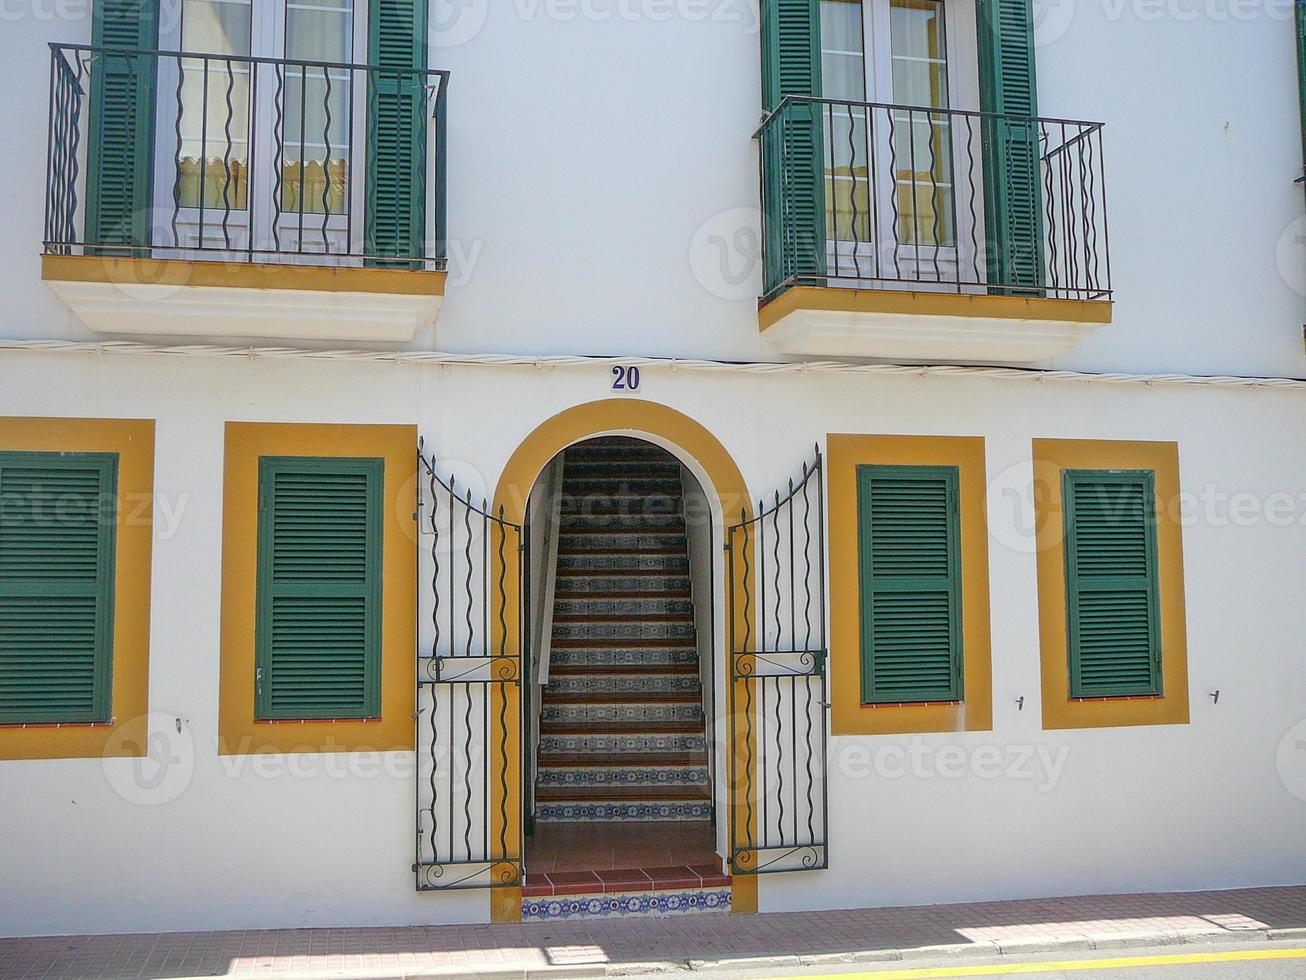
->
[
  {"left": 1296, "top": 0, "right": 1306, "bottom": 182},
  {"left": 856, "top": 465, "right": 963, "bottom": 704},
  {"left": 366, "top": 0, "right": 428, "bottom": 268},
  {"left": 86, "top": 0, "right": 159, "bottom": 252},
  {"left": 976, "top": 0, "right": 1044, "bottom": 293},
  {"left": 255, "top": 458, "right": 384, "bottom": 720},
  {"left": 0, "top": 452, "right": 117, "bottom": 724},
  {"left": 1063, "top": 470, "right": 1163, "bottom": 699},
  {"left": 761, "top": 0, "right": 825, "bottom": 292}
]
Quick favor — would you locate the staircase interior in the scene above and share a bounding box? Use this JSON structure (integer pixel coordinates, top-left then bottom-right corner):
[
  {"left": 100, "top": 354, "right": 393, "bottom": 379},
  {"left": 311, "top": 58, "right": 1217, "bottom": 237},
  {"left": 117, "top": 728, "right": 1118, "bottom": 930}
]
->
[
  {"left": 533, "top": 436, "right": 713, "bottom": 825},
  {"left": 523, "top": 437, "right": 729, "bottom": 919}
]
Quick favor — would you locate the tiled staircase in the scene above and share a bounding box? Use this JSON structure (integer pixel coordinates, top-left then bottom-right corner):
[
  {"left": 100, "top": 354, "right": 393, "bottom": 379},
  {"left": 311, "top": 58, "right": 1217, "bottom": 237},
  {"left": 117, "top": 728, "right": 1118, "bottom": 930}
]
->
[{"left": 534, "top": 437, "right": 712, "bottom": 824}]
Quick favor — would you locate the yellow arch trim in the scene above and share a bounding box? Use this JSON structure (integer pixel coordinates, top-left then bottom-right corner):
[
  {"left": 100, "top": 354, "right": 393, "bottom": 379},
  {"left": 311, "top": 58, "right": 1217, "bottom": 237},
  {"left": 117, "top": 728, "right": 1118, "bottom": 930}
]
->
[{"left": 488, "top": 398, "right": 757, "bottom": 921}]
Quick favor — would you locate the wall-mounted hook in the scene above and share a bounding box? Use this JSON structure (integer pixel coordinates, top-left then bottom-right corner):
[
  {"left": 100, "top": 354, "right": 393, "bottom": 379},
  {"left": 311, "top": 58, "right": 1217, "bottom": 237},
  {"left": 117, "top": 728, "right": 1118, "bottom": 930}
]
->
[
  {"left": 1209, "top": 690, "right": 1220, "bottom": 705},
  {"left": 1016, "top": 696, "right": 1025, "bottom": 712}
]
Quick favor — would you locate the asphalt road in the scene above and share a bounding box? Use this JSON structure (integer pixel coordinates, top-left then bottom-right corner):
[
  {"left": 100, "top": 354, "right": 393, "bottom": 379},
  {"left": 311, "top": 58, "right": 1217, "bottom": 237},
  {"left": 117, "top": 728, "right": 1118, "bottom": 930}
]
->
[{"left": 625, "top": 942, "right": 1306, "bottom": 980}]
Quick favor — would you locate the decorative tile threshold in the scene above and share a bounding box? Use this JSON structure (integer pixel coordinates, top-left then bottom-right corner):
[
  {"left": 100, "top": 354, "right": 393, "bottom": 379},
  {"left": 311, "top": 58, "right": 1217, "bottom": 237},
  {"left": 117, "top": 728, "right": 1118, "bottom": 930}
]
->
[{"left": 521, "top": 868, "right": 732, "bottom": 921}]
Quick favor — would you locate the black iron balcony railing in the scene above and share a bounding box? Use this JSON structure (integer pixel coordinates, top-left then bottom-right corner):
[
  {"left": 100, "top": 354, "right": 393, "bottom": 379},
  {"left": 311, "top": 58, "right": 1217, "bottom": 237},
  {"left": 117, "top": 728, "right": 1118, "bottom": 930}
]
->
[
  {"left": 756, "top": 96, "right": 1111, "bottom": 304},
  {"left": 45, "top": 43, "right": 449, "bottom": 268}
]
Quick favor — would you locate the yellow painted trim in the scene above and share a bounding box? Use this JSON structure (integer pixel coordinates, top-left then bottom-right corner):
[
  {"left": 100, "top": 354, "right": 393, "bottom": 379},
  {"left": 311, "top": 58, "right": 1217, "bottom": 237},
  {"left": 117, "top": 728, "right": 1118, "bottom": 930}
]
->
[
  {"left": 0, "top": 417, "right": 154, "bottom": 761},
  {"left": 490, "top": 887, "right": 523, "bottom": 922},
  {"left": 493, "top": 399, "right": 755, "bottom": 920},
  {"left": 731, "top": 874, "right": 758, "bottom": 914},
  {"left": 42, "top": 254, "right": 446, "bottom": 297},
  {"left": 773, "top": 948, "right": 1306, "bottom": 979},
  {"left": 758, "top": 286, "right": 1113, "bottom": 333},
  {"left": 827, "top": 435, "right": 993, "bottom": 736},
  {"left": 218, "top": 422, "right": 418, "bottom": 754},
  {"left": 1033, "top": 439, "right": 1189, "bottom": 730}
]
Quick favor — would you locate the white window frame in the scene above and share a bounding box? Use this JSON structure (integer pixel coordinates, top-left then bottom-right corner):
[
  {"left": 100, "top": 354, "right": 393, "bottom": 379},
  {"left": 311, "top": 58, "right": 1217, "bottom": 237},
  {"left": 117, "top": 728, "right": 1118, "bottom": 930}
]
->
[
  {"left": 821, "top": 0, "right": 987, "bottom": 291},
  {"left": 151, "top": 0, "right": 369, "bottom": 263}
]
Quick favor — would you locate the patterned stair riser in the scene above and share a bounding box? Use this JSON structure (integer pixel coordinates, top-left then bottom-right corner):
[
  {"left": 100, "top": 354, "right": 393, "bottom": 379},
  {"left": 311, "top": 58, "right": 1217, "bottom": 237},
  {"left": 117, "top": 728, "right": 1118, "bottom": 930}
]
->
[
  {"left": 557, "top": 532, "right": 689, "bottom": 552},
  {"left": 523, "top": 887, "right": 731, "bottom": 921},
  {"left": 552, "top": 621, "right": 696, "bottom": 643},
  {"left": 555, "top": 553, "right": 690, "bottom": 574},
  {"left": 536, "top": 437, "right": 710, "bottom": 824},
  {"left": 548, "top": 647, "right": 698, "bottom": 668},
  {"left": 558, "top": 514, "right": 689, "bottom": 530},
  {"left": 533, "top": 801, "right": 713, "bottom": 822},
  {"left": 561, "top": 478, "right": 685, "bottom": 496},
  {"left": 554, "top": 596, "right": 693, "bottom": 618},
  {"left": 546, "top": 673, "right": 701, "bottom": 696},
  {"left": 555, "top": 575, "right": 691, "bottom": 595},
  {"left": 541, "top": 703, "right": 704, "bottom": 725},
  {"left": 534, "top": 764, "right": 710, "bottom": 787},
  {"left": 539, "top": 732, "right": 707, "bottom": 755}
]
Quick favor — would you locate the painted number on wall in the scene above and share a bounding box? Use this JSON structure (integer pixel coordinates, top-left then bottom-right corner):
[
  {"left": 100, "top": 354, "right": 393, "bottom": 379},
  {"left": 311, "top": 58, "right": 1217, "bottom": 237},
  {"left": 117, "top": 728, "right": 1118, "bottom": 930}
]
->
[{"left": 612, "top": 365, "right": 641, "bottom": 392}]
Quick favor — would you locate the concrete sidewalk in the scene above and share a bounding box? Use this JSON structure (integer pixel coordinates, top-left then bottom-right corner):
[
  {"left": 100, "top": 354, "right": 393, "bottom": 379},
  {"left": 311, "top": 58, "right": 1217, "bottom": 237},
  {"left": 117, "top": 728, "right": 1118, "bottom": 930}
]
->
[{"left": 3, "top": 885, "right": 1306, "bottom": 980}]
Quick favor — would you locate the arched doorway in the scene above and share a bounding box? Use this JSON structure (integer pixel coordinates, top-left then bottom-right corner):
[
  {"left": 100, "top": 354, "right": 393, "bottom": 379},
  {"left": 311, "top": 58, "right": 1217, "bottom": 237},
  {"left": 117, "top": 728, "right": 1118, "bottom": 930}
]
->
[
  {"left": 489, "top": 400, "right": 757, "bottom": 921},
  {"left": 524, "top": 435, "right": 716, "bottom": 880}
]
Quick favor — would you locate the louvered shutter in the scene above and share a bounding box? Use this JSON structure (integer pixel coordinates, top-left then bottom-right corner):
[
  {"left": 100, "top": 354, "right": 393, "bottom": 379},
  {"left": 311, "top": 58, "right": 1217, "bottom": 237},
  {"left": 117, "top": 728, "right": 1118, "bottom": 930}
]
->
[
  {"left": 255, "top": 458, "right": 383, "bottom": 720},
  {"left": 977, "top": 0, "right": 1044, "bottom": 293},
  {"left": 0, "top": 452, "right": 117, "bottom": 724},
  {"left": 86, "top": 0, "right": 159, "bottom": 253},
  {"left": 856, "top": 465, "right": 963, "bottom": 704},
  {"left": 1063, "top": 471, "right": 1162, "bottom": 698},
  {"left": 761, "top": 0, "right": 825, "bottom": 293},
  {"left": 366, "top": 0, "right": 428, "bottom": 268}
]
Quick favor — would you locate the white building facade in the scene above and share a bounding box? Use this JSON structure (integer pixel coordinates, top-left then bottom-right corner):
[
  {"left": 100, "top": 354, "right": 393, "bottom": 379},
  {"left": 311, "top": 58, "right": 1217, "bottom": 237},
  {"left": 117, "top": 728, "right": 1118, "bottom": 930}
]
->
[{"left": 0, "top": 0, "right": 1304, "bottom": 937}]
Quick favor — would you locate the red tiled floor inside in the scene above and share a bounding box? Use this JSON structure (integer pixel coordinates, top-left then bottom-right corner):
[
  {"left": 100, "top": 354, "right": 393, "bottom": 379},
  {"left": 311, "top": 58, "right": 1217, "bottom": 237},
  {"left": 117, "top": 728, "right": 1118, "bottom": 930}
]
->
[{"left": 523, "top": 820, "right": 727, "bottom": 897}]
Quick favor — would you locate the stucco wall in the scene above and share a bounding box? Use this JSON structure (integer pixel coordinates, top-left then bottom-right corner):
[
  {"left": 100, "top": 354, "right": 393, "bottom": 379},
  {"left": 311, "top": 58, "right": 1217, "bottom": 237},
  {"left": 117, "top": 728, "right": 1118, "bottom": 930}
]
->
[{"left": 0, "top": 351, "right": 1302, "bottom": 935}]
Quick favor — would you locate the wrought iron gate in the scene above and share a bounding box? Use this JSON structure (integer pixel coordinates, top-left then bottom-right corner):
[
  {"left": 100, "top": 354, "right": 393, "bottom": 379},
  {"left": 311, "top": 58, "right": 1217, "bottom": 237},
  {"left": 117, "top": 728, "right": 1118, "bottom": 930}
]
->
[
  {"left": 414, "top": 441, "right": 523, "bottom": 891},
  {"left": 727, "top": 448, "right": 829, "bottom": 875}
]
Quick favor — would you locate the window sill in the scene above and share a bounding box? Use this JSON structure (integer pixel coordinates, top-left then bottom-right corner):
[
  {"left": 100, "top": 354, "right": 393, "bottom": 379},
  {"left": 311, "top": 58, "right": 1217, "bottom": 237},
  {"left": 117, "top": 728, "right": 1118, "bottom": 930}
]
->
[
  {"left": 42, "top": 254, "right": 446, "bottom": 344},
  {"left": 759, "top": 285, "right": 1113, "bottom": 362}
]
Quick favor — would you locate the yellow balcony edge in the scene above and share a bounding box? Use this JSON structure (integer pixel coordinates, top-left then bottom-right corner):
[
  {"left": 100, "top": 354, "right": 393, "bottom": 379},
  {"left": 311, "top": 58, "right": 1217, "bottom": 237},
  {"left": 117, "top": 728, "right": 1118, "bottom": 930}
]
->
[
  {"left": 42, "top": 254, "right": 446, "bottom": 298},
  {"left": 758, "top": 285, "right": 1113, "bottom": 333}
]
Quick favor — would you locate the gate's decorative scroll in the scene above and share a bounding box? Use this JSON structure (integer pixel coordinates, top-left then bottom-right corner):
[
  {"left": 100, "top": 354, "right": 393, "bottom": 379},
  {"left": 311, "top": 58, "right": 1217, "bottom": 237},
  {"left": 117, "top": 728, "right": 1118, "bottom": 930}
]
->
[{"left": 727, "top": 447, "right": 829, "bottom": 875}]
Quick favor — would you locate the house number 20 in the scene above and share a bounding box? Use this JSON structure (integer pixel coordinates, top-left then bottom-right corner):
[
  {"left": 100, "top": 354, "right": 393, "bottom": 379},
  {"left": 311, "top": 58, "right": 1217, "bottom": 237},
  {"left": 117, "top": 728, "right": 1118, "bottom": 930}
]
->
[{"left": 611, "top": 365, "right": 641, "bottom": 391}]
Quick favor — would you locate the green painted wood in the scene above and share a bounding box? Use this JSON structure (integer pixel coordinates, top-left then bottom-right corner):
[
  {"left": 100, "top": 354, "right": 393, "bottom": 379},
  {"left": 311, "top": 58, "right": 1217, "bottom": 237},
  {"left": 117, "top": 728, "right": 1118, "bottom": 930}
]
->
[
  {"left": 761, "top": 0, "right": 825, "bottom": 294},
  {"left": 0, "top": 452, "right": 117, "bottom": 724},
  {"left": 365, "top": 0, "right": 428, "bottom": 268},
  {"left": 977, "top": 0, "right": 1044, "bottom": 293},
  {"left": 1297, "top": 0, "right": 1306, "bottom": 183},
  {"left": 1062, "top": 470, "right": 1163, "bottom": 699},
  {"left": 86, "top": 0, "right": 159, "bottom": 253},
  {"left": 856, "top": 465, "right": 963, "bottom": 705},
  {"left": 255, "top": 457, "right": 384, "bottom": 720}
]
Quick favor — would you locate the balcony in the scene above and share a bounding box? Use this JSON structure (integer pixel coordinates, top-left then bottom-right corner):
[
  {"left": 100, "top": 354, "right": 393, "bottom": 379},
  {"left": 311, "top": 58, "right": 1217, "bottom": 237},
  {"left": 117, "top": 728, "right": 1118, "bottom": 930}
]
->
[
  {"left": 41, "top": 43, "right": 449, "bottom": 343},
  {"left": 756, "top": 97, "right": 1113, "bottom": 362}
]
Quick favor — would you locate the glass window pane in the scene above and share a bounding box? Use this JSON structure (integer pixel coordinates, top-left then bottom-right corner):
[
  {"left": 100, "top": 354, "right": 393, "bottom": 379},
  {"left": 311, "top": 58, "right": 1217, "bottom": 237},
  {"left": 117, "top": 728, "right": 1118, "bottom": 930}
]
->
[
  {"left": 177, "top": 0, "right": 252, "bottom": 211},
  {"left": 283, "top": 0, "right": 354, "bottom": 215},
  {"left": 820, "top": 0, "right": 866, "bottom": 101},
  {"left": 890, "top": 0, "right": 948, "bottom": 109}
]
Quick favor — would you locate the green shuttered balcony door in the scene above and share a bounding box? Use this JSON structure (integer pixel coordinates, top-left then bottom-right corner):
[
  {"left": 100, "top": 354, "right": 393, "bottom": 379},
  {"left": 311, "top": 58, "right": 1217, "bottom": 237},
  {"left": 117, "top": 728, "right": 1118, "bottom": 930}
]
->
[
  {"left": 856, "top": 465, "right": 963, "bottom": 704},
  {"left": 255, "top": 457, "right": 384, "bottom": 721},
  {"left": 1062, "top": 470, "right": 1163, "bottom": 699},
  {"left": 0, "top": 452, "right": 118, "bottom": 724}
]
